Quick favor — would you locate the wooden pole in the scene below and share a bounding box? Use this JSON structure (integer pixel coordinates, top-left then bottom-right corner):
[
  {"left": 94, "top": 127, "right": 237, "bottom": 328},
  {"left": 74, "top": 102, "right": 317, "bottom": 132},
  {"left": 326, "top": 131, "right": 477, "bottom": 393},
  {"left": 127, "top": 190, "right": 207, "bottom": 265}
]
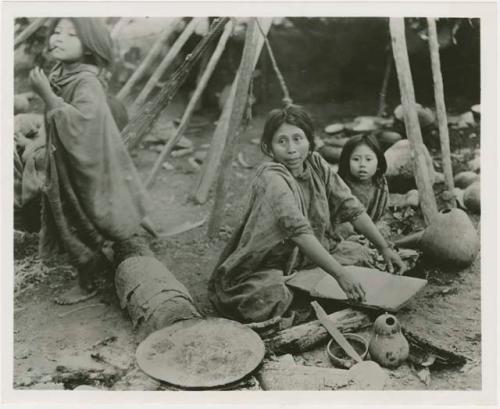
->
[
  {"left": 14, "top": 18, "right": 48, "bottom": 49},
  {"left": 121, "top": 17, "right": 230, "bottom": 149},
  {"left": 116, "top": 18, "right": 182, "bottom": 101},
  {"left": 193, "top": 18, "right": 272, "bottom": 205},
  {"left": 145, "top": 21, "right": 234, "bottom": 188},
  {"left": 377, "top": 50, "right": 392, "bottom": 117},
  {"left": 206, "top": 18, "right": 269, "bottom": 236},
  {"left": 131, "top": 18, "right": 201, "bottom": 114},
  {"left": 389, "top": 18, "right": 438, "bottom": 225},
  {"left": 427, "top": 17, "right": 455, "bottom": 206}
]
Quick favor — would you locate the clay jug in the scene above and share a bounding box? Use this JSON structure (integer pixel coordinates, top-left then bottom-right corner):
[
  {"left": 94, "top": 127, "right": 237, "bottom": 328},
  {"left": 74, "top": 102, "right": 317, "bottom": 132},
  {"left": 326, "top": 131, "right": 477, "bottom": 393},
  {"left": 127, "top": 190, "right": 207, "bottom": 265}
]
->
[
  {"left": 368, "top": 313, "right": 409, "bottom": 369},
  {"left": 395, "top": 208, "right": 479, "bottom": 268},
  {"left": 463, "top": 181, "right": 480, "bottom": 214}
]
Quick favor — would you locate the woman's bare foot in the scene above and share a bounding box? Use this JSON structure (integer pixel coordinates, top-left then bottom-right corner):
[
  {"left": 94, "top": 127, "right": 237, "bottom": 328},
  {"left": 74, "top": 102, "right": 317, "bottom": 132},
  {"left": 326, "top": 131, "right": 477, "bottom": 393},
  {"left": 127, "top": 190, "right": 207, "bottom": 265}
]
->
[{"left": 54, "top": 285, "right": 97, "bottom": 305}]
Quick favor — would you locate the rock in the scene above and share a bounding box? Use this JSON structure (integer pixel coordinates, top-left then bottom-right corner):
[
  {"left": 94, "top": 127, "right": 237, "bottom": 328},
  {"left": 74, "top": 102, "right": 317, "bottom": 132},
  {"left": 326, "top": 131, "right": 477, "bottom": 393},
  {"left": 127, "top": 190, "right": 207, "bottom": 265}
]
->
[
  {"left": 471, "top": 104, "right": 480, "bottom": 122},
  {"left": 14, "top": 94, "right": 32, "bottom": 114},
  {"left": 404, "top": 189, "right": 419, "bottom": 207},
  {"left": 14, "top": 113, "right": 44, "bottom": 137},
  {"left": 454, "top": 171, "right": 479, "bottom": 189},
  {"left": 351, "top": 116, "right": 378, "bottom": 132},
  {"left": 170, "top": 147, "right": 194, "bottom": 158},
  {"left": 377, "top": 131, "right": 403, "bottom": 151},
  {"left": 318, "top": 145, "right": 342, "bottom": 164},
  {"left": 324, "top": 136, "right": 349, "bottom": 147},
  {"left": 452, "top": 187, "right": 465, "bottom": 208},
  {"left": 194, "top": 150, "right": 208, "bottom": 162},
  {"left": 456, "top": 112, "right": 475, "bottom": 129},
  {"left": 394, "top": 104, "right": 435, "bottom": 129},
  {"left": 324, "top": 123, "right": 344, "bottom": 134},
  {"left": 468, "top": 157, "right": 480, "bottom": 173},
  {"left": 384, "top": 140, "right": 437, "bottom": 193},
  {"left": 187, "top": 157, "right": 200, "bottom": 172},
  {"left": 463, "top": 181, "right": 480, "bottom": 214},
  {"left": 314, "top": 136, "right": 325, "bottom": 149},
  {"left": 162, "top": 162, "right": 174, "bottom": 171},
  {"left": 434, "top": 171, "right": 445, "bottom": 184}
]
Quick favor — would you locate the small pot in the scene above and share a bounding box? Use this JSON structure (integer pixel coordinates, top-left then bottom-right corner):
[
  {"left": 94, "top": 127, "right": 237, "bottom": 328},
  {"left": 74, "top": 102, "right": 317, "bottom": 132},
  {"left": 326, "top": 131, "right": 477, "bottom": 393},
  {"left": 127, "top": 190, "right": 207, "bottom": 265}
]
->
[
  {"left": 326, "top": 333, "right": 368, "bottom": 369},
  {"left": 368, "top": 313, "right": 409, "bottom": 369}
]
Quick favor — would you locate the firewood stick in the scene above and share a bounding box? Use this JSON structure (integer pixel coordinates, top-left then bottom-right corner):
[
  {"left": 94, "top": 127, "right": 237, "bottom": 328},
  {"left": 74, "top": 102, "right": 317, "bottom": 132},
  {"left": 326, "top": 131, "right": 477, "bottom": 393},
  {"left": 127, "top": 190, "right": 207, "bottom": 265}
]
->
[
  {"left": 389, "top": 18, "right": 438, "bottom": 225},
  {"left": 206, "top": 18, "right": 269, "bottom": 236},
  {"left": 193, "top": 18, "right": 272, "bottom": 205},
  {"left": 131, "top": 18, "right": 202, "bottom": 114},
  {"left": 145, "top": 21, "right": 233, "bottom": 188},
  {"left": 14, "top": 18, "right": 48, "bottom": 49},
  {"left": 116, "top": 18, "right": 182, "bottom": 101},
  {"left": 264, "top": 308, "right": 371, "bottom": 355},
  {"left": 427, "top": 17, "right": 455, "bottom": 204}
]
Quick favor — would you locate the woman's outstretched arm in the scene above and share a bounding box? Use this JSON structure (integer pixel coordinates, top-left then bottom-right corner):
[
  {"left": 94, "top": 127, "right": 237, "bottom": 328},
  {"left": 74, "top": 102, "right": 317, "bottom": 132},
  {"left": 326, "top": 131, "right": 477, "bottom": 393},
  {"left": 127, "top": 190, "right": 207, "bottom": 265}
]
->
[
  {"left": 351, "top": 212, "right": 407, "bottom": 274},
  {"left": 292, "top": 233, "right": 366, "bottom": 302}
]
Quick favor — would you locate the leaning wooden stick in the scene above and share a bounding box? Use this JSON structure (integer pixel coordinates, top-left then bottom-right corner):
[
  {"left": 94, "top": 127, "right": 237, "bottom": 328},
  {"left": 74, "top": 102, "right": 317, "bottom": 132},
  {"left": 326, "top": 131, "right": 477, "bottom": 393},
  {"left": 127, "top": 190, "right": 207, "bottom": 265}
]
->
[
  {"left": 117, "top": 18, "right": 182, "bottom": 101},
  {"left": 207, "top": 18, "right": 263, "bottom": 236},
  {"left": 427, "top": 17, "right": 455, "bottom": 205},
  {"left": 121, "top": 17, "right": 230, "bottom": 149},
  {"left": 131, "top": 18, "right": 202, "bottom": 114},
  {"left": 14, "top": 18, "right": 48, "bottom": 49},
  {"left": 146, "top": 20, "right": 234, "bottom": 188},
  {"left": 193, "top": 18, "right": 272, "bottom": 205},
  {"left": 389, "top": 18, "right": 438, "bottom": 225},
  {"left": 377, "top": 50, "right": 393, "bottom": 117}
]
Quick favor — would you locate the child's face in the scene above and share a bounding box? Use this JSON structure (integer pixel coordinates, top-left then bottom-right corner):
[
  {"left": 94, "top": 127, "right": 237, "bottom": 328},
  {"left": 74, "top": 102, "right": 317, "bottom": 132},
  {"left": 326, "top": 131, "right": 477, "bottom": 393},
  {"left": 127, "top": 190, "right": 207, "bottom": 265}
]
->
[
  {"left": 49, "top": 19, "right": 84, "bottom": 63},
  {"left": 349, "top": 143, "right": 378, "bottom": 181},
  {"left": 271, "top": 122, "right": 310, "bottom": 176}
]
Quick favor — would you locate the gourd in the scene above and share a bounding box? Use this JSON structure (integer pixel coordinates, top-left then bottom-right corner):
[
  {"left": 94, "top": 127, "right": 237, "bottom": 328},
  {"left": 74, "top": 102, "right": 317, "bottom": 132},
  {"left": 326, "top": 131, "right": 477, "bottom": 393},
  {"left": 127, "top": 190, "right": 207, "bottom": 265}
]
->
[
  {"left": 368, "top": 313, "right": 409, "bottom": 369},
  {"left": 395, "top": 208, "right": 479, "bottom": 268}
]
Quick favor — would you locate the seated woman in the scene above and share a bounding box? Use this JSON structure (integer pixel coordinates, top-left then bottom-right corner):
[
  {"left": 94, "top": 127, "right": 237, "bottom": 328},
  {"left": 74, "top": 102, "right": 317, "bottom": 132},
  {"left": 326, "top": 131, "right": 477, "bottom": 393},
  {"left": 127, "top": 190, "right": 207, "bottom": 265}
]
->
[{"left": 208, "top": 105, "right": 406, "bottom": 324}]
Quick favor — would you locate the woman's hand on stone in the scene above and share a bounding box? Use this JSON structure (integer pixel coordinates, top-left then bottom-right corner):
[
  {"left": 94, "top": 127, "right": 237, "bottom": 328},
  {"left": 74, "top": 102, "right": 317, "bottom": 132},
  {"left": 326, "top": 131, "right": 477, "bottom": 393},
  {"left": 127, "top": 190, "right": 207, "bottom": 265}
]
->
[
  {"left": 336, "top": 270, "right": 366, "bottom": 302},
  {"left": 381, "top": 247, "right": 407, "bottom": 275}
]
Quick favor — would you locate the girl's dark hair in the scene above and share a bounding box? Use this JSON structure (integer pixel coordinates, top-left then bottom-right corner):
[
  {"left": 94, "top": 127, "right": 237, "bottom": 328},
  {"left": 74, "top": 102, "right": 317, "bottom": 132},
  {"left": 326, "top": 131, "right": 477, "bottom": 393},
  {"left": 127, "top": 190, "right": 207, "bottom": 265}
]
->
[
  {"left": 260, "top": 104, "right": 316, "bottom": 157},
  {"left": 48, "top": 18, "right": 114, "bottom": 69},
  {"left": 338, "top": 133, "right": 387, "bottom": 181}
]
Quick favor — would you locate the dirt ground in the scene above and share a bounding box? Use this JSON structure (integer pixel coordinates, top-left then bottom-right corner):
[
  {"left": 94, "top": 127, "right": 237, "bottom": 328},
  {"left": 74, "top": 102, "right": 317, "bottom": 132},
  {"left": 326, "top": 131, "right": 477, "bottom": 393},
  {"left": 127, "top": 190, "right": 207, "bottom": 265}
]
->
[{"left": 12, "top": 96, "right": 482, "bottom": 391}]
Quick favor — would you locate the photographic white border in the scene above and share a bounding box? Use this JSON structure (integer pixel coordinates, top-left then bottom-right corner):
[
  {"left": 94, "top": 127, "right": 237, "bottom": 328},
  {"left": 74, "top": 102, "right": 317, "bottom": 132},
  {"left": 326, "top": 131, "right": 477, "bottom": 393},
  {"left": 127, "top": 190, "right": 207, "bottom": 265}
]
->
[{"left": 1, "top": 1, "right": 497, "bottom": 408}]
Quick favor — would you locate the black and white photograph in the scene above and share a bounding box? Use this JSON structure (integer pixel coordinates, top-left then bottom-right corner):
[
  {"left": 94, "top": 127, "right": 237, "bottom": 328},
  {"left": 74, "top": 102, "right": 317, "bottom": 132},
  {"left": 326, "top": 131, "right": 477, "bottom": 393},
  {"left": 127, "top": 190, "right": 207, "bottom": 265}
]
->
[{"left": 1, "top": 1, "right": 497, "bottom": 407}]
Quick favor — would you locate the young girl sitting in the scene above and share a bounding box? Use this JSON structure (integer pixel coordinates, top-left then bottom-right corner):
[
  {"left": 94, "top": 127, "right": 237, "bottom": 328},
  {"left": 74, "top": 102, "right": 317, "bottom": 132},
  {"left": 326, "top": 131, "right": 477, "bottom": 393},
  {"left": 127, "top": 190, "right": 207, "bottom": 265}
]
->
[
  {"left": 338, "top": 134, "right": 389, "bottom": 224},
  {"left": 29, "top": 18, "right": 151, "bottom": 304},
  {"left": 208, "top": 105, "right": 406, "bottom": 324}
]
